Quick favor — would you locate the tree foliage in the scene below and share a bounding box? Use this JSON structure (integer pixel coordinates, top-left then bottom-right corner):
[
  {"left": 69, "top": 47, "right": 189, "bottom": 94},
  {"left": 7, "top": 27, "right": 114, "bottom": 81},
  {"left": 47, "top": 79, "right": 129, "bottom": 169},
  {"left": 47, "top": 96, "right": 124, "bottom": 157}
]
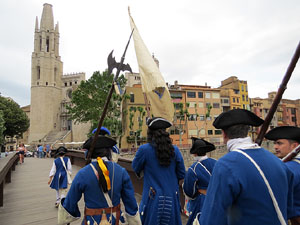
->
[
  {"left": 66, "top": 70, "right": 127, "bottom": 136},
  {"left": 0, "top": 111, "right": 6, "bottom": 144},
  {"left": 0, "top": 96, "right": 29, "bottom": 138}
]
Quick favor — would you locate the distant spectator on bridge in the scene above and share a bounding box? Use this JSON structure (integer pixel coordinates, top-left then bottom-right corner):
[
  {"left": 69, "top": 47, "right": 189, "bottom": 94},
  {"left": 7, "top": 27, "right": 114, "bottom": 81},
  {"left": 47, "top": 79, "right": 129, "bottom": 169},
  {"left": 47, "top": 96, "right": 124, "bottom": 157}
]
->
[
  {"left": 38, "top": 144, "right": 44, "bottom": 158},
  {"left": 183, "top": 137, "right": 217, "bottom": 225},
  {"left": 58, "top": 135, "right": 141, "bottom": 225},
  {"left": 132, "top": 117, "right": 186, "bottom": 225},
  {"left": 48, "top": 146, "right": 72, "bottom": 208},
  {"left": 17, "top": 143, "right": 27, "bottom": 164}
]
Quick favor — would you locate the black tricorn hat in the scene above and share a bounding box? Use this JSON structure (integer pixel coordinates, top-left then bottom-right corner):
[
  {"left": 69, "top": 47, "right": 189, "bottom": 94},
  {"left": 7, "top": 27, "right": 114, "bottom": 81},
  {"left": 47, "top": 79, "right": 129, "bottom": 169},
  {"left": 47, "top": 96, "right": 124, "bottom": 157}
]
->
[
  {"left": 190, "top": 137, "right": 216, "bottom": 154},
  {"left": 83, "top": 135, "right": 117, "bottom": 150},
  {"left": 56, "top": 146, "right": 68, "bottom": 156},
  {"left": 213, "top": 109, "right": 264, "bottom": 129},
  {"left": 265, "top": 126, "right": 300, "bottom": 143},
  {"left": 147, "top": 117, "right": 172, "bottom": 130}
]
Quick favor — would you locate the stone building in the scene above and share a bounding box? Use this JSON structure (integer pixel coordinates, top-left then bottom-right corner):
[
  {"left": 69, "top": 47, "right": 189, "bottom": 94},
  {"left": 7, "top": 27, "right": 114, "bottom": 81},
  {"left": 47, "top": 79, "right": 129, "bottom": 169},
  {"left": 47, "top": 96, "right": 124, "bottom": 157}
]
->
[{"left": 27, "top": 3, "right": 90, "bottom": 147}]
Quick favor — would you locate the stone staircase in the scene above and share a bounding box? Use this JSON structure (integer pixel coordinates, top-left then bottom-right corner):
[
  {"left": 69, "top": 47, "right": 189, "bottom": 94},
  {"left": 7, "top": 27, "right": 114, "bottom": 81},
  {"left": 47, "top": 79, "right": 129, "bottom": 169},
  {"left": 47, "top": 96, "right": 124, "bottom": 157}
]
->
[{"left": 43, "top": 130, "right": 70, "bottom": 145}]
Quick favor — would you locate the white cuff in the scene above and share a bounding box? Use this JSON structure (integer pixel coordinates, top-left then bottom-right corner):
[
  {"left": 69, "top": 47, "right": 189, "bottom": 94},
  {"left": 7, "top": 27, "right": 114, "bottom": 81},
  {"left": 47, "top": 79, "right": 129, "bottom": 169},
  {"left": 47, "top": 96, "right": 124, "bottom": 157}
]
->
[
  {"left": 57, "top": 201, "right": 80, "bottom": 225},
  {"left": 125, "top": 211, "right": 142, "bottom": 225}
]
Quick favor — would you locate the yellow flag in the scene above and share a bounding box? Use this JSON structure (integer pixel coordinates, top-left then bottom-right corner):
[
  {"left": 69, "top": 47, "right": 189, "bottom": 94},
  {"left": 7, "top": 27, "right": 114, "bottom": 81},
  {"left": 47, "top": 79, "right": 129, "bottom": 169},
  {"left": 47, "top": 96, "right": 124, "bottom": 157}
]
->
[{"left": 128, "top": 8, "right": 174, "bottom": 122}]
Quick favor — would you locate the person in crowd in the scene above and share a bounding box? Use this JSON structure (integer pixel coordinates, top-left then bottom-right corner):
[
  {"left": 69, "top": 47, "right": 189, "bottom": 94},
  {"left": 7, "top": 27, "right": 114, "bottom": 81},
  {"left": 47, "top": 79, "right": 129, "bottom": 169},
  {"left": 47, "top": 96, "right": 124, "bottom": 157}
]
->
[
  {"left": 194, "top": 109, "right": 294, "bottom": 225},
  {"left": 58, "top": 135, "right": 141, "bottom": 225},
  {"left": 46, "top": 144, "right": 51, "bottom": 158},
  {"left": 17, "top": 143, "right": 27, "bottom": 164},
  {"left": 132, "top": 117, "right": 186, "bottom": 225},
  {"left": 265, "top": 126, "right": 300, "bottom": 225},
  {"left": 38, "top": 144, "right": 44, "bottom": 158},
  {"left": 183, "top": 137, "right": 217, "bottom": 225},
  {"left": 48, "top": 146, "right": 72, "bottom": 208}
]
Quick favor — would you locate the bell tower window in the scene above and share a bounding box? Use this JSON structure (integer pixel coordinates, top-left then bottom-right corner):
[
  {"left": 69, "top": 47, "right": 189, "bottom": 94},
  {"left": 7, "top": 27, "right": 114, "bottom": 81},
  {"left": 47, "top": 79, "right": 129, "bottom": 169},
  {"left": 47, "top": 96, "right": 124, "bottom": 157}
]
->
[
  {"left": 37, "top": 66, "right": 40, "bottom": 80},
  {"left": 46, "top": 36, "right": 50, "bottom": 52}
]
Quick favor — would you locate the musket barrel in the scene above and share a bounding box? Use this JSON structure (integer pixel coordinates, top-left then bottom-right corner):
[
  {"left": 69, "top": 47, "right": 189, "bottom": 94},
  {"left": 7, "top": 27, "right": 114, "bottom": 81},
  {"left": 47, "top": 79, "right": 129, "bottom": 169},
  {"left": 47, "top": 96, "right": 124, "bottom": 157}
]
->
[{"left": 255, "top": 41, "right": 300, "bottom": 145}]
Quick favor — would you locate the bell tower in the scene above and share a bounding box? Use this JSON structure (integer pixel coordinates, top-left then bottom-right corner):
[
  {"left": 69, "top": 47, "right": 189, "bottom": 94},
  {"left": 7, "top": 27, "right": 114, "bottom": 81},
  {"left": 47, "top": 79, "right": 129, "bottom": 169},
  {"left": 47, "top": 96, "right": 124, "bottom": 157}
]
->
[{"left": 29, "top": 3, "right": 63, "bottom": 143}]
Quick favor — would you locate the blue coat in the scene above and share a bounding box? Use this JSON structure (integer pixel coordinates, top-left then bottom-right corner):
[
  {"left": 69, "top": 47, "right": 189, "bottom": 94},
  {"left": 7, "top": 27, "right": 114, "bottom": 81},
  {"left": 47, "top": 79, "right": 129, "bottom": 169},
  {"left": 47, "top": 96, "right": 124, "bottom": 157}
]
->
[
  {"left": 62, "top": 161, "right": 139, "bottom": 225},
  {"left": 199, "top": 148, "right": 294, "bottom": 225},
  {"left": 183, "top": 157, "right": 216, "bottom": 225},
  {"left": 50, "top": 156, "right": 70, "bottom": 190},
  {"left": 286, "top": 156, "right": 300, "bottom": 218},
  {"left": 132, "top": 143, "right": 186, "bottom": 225}
]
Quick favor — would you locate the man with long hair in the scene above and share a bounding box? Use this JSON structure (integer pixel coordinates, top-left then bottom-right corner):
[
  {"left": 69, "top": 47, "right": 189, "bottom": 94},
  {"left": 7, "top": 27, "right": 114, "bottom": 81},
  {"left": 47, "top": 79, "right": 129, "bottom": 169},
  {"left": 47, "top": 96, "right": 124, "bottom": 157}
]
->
[{"left": 132, "top": 117, "right": 186, "bottom": 225}]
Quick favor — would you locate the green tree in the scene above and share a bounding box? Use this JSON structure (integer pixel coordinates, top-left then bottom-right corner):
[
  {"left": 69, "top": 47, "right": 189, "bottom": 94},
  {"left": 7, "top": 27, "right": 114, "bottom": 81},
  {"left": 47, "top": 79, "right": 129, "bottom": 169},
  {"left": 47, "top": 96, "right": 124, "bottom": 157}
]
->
[
  {"left": 66, "top": 70, "right": 127, "bottom": 136},
  {"left": 0, "top": 96, "right": 29, "bottom": 138},
  {"left": 0, "top": 111, "right": 6, "bottom": 144}
]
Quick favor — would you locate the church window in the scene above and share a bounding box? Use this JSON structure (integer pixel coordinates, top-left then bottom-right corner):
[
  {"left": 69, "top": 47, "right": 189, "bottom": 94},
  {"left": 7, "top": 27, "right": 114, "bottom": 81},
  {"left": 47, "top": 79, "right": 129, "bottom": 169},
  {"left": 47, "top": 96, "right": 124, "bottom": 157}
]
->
[
  {"left": 39, "top": 36, "right": 42, "bottom": 51},
  {"left": 75, "top": 81, "right": 77, "bottom": 84},
  {"left": 37, "top": 82, "right": 39, "bottom": 85},
  {"left": 46, "top": 82, "right": 48, "bottom": 86},
  {"left": 46, "top": 36, "right": 50, "bottom": 52},
  {"left": 37, "top": 66, "right": 40, "bottom": 80},
  {"left": 54, "top": 68, "right": 57, "bottom": 81},
  {"left": 70, "top": 82, "right": 72, "bottom": 86},
  {"left": 65, "top": 83, "right": 67, "bottom": 87}
]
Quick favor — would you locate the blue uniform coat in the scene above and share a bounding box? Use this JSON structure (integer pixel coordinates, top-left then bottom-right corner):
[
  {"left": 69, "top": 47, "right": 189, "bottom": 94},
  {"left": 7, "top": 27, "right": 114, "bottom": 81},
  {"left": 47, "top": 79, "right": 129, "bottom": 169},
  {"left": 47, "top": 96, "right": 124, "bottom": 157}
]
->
[
  {"left": 198, "top": 147, "right": 294, "bottom": 225},
  {"left": 132, "top": 143, "right": 186, "bottom": 225},
  {"left": 183, "top": 157, "right": 216, "bottom": 225},
  {"left": 62, "top": 161, "right": 139, "bottom": 225},
  {"left": 286, "top": 156, "right": 300, "bottom": 218},
  {"left": 50, "top": 157, "right": 70, "bottom": 190}
]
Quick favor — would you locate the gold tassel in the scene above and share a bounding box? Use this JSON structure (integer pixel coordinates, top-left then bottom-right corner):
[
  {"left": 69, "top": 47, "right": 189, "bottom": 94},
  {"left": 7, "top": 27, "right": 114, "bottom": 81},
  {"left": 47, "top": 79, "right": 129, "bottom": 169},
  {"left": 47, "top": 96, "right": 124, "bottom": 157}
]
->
[{"left": 97, "top": 157, "right": 111, "bottom": 190}]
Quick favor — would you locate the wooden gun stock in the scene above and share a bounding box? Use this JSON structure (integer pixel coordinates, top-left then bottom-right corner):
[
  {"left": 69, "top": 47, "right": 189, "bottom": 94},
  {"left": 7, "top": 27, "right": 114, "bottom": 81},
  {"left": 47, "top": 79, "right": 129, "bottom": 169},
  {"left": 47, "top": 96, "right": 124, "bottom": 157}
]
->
[{"left": 282, "top": 144, "right": 300, "bottom": 162}]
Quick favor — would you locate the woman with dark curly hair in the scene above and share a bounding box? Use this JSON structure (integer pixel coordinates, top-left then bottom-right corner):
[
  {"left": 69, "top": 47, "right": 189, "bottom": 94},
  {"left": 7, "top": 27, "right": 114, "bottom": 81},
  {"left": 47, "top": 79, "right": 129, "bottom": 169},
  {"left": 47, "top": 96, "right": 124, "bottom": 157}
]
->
[{"left": 132, "top": 117, "right": 186, "bottom": 225}]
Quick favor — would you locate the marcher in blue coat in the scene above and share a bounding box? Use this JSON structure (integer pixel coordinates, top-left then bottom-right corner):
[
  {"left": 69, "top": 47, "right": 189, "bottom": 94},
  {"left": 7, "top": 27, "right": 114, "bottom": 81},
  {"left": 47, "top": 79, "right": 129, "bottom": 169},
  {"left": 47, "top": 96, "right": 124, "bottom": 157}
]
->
[
  {"left": 265, "top": 126, "right": 300, "bottom": 225},
  {"left": 194, "top": 109, "right": 294, "bottom": 225},
  {"left": 48, "top": 146, "right": 72, "bottom": 208},
  {"left": 183, "top": 137, "right": 217, "bottom": 225},
  {"left": 132, "top": 117, "right": 186, "bottom": 225},
  {"left": 58, "top": 135, "right": 141, "bottom": 225}
]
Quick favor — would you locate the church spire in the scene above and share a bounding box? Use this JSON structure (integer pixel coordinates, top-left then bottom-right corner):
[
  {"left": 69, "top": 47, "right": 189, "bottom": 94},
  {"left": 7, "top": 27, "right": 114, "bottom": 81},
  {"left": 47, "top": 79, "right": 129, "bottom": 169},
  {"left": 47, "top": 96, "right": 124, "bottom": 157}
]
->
[
  {"left": 40, "top": 3, "right": 54, "bottom": 31},
  {"left": 35, "top": 16, "right": 39, "bottom": 31}
]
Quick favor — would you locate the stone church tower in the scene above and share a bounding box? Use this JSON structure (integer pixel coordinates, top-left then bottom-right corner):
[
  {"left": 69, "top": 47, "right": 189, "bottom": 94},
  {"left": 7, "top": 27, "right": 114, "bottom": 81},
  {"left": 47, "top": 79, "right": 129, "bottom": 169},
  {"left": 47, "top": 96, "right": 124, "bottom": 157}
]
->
[{"left": 29, "top": 3, "right": 63, "bottom": 143}]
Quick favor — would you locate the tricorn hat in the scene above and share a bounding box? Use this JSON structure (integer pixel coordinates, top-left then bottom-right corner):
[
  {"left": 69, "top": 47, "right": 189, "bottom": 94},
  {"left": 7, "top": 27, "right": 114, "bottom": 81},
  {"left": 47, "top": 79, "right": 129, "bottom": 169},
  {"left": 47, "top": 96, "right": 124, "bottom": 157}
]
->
[
  {"left": 190, "top": 137, "right": 216, "bottom": 154},
  {"left": 56, "top": 146, "right": 68, "bottom": 156},
  {"left": 265, "top": 126, "right": 300, "bottom": 143},
  {"left": 83, "top": 135, "right": 116, "bottom": 150},
  {"left": 213, "top": 109, "right": 264, "bottom": 129},
  {"left": 147, "top": 117, "right": 172, "bottom": 130}
]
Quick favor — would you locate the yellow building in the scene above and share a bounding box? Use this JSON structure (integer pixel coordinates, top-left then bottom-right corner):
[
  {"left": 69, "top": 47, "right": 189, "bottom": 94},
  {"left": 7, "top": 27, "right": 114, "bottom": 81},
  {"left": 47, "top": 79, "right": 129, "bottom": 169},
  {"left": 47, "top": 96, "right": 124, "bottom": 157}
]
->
[{"left": 220, "top": 76, "right": 250, "bottom": 110}]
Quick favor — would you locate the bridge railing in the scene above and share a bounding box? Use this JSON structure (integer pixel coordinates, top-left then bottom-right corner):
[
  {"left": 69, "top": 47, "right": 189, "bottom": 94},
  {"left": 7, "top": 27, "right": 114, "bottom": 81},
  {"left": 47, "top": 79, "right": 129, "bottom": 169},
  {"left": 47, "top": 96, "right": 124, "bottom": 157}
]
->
[{"left": 0, "top": 152, "right": 19, "bottom": 207}]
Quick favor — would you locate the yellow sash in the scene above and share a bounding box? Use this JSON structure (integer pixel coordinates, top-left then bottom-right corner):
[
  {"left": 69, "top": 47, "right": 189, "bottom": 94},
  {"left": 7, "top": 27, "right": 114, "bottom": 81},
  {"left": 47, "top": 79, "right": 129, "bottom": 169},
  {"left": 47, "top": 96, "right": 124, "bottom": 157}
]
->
[{"left": 97, "top": 157, "right": 111, "bottom": 190}]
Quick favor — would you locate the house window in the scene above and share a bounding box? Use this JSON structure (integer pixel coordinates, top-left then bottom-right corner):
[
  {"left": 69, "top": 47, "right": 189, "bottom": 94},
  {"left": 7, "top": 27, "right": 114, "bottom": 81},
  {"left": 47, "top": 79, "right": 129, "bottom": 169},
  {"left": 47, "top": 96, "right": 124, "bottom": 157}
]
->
[
  {"left": 242, "top": 95, "right": 245, "bottom": 101},
  {"left": 187, "top": 91, "right": 196, "bottom": 98},
  {"left": 199, "top": 115, "right": 205, "bottom": 121},
  {"left": 237, "top": 98, "right": 239, "bottom": 103},
  {"left": 189, "top": 102, "right": 196, "bottom": 108},
  {"left": 215, "top": 129, "right": 222, "bottom": 135},
  {"left": 205, "top": 92, "right": 211, "bottom": 98},
  {"left": 199, "top": 102, "right": 204, "bottom": 108},
  {"left": 212, "top": 92, "right": 220, "bottom": 99},
  {"left": 198, "top": 92, "right": 203, "bottom": 98},
  {"left": 208, "top": 130, "right": 213, "bottom": 135},
  {"left": 232, "top": 97, "right": 235, "bottom": 103},
  {"left": 130, "top": 93, "right": 134, "bottom": 103},
  {"left": 213, "top": 103, "right": 220, "bottom": 108}
]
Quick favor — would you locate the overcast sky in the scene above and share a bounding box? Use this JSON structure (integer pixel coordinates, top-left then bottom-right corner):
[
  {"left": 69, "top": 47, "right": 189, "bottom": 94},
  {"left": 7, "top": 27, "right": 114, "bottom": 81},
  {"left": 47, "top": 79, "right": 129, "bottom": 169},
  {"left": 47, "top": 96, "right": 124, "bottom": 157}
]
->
[{"left": 0, "top": 0, "right": 300, "bottom": 107}]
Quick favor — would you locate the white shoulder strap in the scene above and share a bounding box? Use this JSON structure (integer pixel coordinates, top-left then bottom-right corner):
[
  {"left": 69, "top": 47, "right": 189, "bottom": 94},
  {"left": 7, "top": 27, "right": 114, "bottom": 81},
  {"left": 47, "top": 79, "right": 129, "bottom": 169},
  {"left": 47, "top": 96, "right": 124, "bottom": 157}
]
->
[
  {"left": 292, "top": 158, "right": 300, "bottom": 164},
  {"left": 90, "top": 163, "right": 113, "bottom": 207},
  {"left": 232, "top": 149, "right": 286, "bottom": 225},
  {"left": 60, "top": 157, "right": 68, "bottom": 171}
]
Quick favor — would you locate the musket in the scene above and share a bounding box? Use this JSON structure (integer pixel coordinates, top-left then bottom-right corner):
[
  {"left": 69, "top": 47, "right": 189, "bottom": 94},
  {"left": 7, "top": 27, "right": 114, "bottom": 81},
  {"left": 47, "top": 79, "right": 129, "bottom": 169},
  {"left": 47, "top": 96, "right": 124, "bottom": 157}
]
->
[
  {"left": 282, "top": 144, "right": 300, "bottom": 162},
  {"left": 85, "top": 29, "right": 134, "bottom": 164},
  {"left": 255, "top": 41, "right": 300, "bottom": 146}
]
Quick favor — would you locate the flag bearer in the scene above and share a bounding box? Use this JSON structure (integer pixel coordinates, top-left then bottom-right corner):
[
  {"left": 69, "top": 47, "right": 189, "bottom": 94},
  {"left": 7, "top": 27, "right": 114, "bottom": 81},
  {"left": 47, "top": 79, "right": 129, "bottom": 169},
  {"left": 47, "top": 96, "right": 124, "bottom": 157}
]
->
[{"left": 132, "top": 117, "right": 186, "bottom": 225}]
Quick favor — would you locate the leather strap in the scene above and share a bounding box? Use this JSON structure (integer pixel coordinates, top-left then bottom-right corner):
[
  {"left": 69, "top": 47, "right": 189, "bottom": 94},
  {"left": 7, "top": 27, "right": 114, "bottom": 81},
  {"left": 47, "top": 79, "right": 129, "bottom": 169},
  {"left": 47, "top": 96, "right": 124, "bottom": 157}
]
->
[
  {"left": 84, "top": 204, "right": 121, "bottom": 225},
  {"left": 198, "top": 189, "right": 207, "bottom": 195}
]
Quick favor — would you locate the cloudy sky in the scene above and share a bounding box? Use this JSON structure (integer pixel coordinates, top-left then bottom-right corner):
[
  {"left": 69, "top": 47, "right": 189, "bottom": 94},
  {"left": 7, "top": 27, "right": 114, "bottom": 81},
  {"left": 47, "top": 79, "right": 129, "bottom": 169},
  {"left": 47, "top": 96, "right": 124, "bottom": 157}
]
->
[{"left": 0, "top": 0, "right": 300, "bottom": 107}]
